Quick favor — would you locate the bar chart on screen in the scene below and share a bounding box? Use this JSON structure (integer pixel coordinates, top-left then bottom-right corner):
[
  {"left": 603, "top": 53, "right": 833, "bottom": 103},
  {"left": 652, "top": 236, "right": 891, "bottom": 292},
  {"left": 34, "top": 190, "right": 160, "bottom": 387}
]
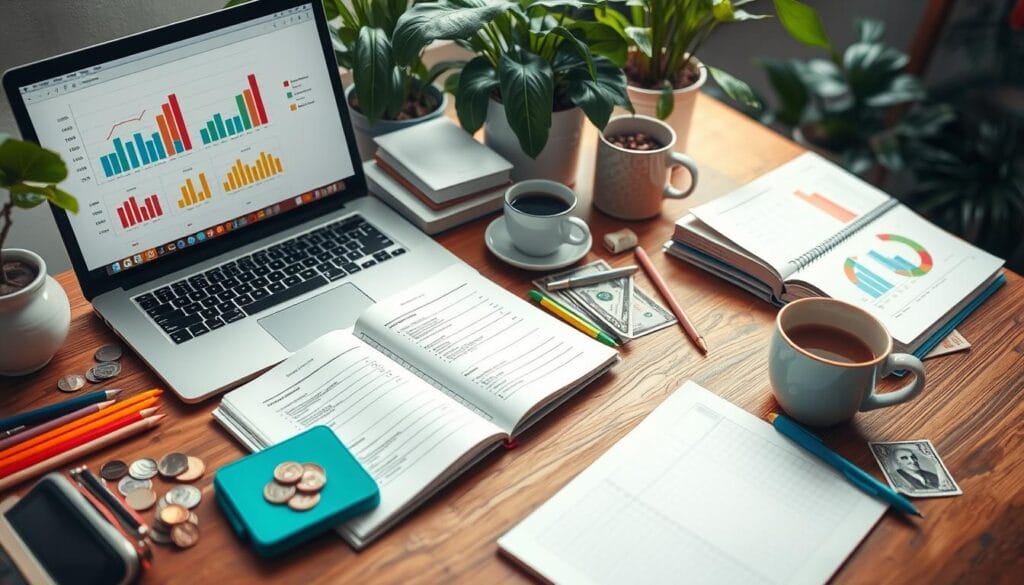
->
[
  {"left": 198, "top": 74, "right": 271, "bottom": 145},
  {"left": 114, "top": 193, "right": 164, "bottom": 229},
  {"left": 96, "top": 94, "right": 193, "bottom": 179},
  {"left": 175, "top": 172, "right": 214, "bottom": 209},
  {"left": 221, "top": 150, "right": 284, "bottom": 192}
]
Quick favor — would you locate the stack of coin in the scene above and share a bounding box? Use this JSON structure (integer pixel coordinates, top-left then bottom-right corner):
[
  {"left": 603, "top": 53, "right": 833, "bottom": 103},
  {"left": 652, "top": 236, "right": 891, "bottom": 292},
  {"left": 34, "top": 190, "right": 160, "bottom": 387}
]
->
[
  {"left": 86, "top": 344, "right": 123, "bottom": 384},
  {"left": 264, "top": 461, "right": 326, "bottom": 511},
  {"left": 150, "top": 501, "right": 200, "bottom": 549}
]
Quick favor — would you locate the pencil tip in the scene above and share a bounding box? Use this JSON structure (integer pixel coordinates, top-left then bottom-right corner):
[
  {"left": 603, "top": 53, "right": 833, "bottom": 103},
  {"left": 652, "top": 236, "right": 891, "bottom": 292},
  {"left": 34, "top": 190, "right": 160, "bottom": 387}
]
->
[
  {"left": 148, "top": 414, "right": 167, "bottom": 424},
  {"left": 106, "top": 389, "right": 123, "bottom": 397},
  {"left": 697, "top": 337, "right": 709, "bottom": 353},
  {"left": 98, "top": 399, "right": 116, "bottom": 408},
  {"left": 139, "top": 407, "right": 160, "bottom": 416}
]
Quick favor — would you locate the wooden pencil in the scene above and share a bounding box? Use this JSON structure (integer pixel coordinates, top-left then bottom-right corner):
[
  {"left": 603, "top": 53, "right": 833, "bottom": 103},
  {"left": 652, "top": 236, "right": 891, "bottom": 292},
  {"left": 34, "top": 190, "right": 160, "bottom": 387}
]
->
[
  {"left": 634, "top": 246, "right": 708, "bottom": 354},
  {"left": 0, "top": 400, "right": 115, "bottom": 451}
]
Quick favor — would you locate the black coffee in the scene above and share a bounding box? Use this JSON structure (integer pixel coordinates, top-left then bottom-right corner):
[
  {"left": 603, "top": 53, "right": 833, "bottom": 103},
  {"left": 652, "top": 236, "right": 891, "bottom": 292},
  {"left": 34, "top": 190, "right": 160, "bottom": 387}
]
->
[
  {"left": 511, "top": 193, "right": 570, "bottom": 216},
  {"left": 787, "top": 324, "right": 875, "bottom": 364}
]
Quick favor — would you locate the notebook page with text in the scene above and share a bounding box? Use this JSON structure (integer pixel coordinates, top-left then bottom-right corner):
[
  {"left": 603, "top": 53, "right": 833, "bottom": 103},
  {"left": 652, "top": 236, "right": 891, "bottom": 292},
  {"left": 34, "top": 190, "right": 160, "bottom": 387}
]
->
[
  {"left": 691, "top": 152, "right": 891, "bottom": 277},
  {"left": 355, "top": 264, "right": 619, "bottom": 435},
  {"left": 217, "top": 330, "right": 504, "bottom": 546},
  {"left": 499, "top": 381, "right": 886, "bottom": 585},
  {"left": 791, "top": 205, "right": 1003, "bottom": 346}
]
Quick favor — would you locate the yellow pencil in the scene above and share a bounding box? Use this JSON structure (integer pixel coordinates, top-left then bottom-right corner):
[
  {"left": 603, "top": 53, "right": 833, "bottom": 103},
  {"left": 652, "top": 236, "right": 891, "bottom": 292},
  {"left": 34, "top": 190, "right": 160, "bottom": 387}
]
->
[{"left": 528, "top": 289, "right": 618, "bottom": 347}]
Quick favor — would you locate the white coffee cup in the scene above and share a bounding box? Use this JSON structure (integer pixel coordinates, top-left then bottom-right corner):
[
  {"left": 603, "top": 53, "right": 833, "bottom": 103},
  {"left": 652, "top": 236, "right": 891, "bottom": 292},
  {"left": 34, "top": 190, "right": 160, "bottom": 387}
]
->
[
  {"left": 769, "top": 298, "right": 926, "bottom": 427},
  {"left": 593, "top": 115, "right": 699, "bottom": 220},
  {"left": 504, "top": 180, "right": 590, "bottom": 257}
]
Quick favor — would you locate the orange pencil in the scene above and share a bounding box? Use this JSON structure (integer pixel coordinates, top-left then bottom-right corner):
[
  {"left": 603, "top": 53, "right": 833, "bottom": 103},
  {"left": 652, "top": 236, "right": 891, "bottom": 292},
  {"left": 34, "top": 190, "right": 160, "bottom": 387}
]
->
[
  {"left": 634, "top": 246, "right": 708, "bottom": 354},
  {"left": 0, "top": 398, "right": 160, "bottom": 468},
  {"left": 0, "top": 408, "right": 160, "bottom": 478},
  {"left": 0, "top": 389, "right": 161, "bottom": 461},
  {"left": 0, "top": 415, "right": 165, "bottom": 491}
]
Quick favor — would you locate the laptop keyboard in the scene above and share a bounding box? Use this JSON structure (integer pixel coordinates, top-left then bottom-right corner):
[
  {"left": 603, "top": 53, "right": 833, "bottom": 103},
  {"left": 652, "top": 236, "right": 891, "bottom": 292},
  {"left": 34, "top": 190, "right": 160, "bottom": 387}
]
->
[{"left": 132, "top": 215, "right": 406, "bottom": 344}]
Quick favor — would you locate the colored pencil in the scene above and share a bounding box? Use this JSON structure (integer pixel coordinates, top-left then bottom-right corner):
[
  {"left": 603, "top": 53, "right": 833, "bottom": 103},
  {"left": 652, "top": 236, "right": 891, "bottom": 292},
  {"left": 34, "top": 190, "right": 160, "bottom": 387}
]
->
[
  {"left": 0, "top": 400, "right": 115, "bottom": 451},
  {"left": 0, "top": 390, "right": 161, "bottom": 461},
  {"left": 0, "top": 415, "right": 165, "bottom": 491},
  {"left": 0, "top": 389, "right": 122, "bottom": 432},
  {"left": 0, "top": 397, "right": 160, "bottom": 466},
  {"left": 528, "top": 289, "right": 618, "bottom": 347},
  {"left": 0, "top": 407, "right": 160, "bottom": 478},
  {"left": 634, "top": 246, "right": 708, "bottom": 353}
]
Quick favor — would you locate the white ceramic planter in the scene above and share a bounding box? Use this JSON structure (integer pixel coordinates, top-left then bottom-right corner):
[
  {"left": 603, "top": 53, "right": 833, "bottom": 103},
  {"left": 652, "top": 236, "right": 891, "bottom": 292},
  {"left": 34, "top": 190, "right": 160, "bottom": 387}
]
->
[
  {"left": 484, "top": 100, "right": 585, "bottom": 186},
  {"left": 619, "top": 60, "right": 707, "bottom": 152},
  {"left": 0, "top": 249, "right": 71, "bottom": 376},
  {"left": 346, "top": 85, "right": 449, "bottom": 161}
]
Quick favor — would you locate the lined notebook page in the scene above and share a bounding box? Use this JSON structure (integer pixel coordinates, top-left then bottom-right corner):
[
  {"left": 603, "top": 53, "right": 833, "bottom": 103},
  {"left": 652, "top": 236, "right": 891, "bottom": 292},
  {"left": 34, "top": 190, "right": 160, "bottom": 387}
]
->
[{"left": 498, "top": 381, "right": 886, "bottom": 585}]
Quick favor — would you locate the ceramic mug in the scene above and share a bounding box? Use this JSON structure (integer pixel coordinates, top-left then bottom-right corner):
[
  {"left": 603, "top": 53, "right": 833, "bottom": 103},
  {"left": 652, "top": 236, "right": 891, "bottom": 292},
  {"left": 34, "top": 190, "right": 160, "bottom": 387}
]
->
[
  {"left": 504, "top": 180, "right": 590, "bottom": 257},
  {"left": 769, "top": 297, "right": 926, "bottom": 427},
  {"left": 593, "top": 115, "right": 699, "bottom": 220}
]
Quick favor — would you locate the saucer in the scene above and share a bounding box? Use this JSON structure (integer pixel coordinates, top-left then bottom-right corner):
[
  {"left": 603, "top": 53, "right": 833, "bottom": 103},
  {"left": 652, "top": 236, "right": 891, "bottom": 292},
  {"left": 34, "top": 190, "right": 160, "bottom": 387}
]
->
[{"left": 484, "top": 216, "right": 591, "bottom": 271}]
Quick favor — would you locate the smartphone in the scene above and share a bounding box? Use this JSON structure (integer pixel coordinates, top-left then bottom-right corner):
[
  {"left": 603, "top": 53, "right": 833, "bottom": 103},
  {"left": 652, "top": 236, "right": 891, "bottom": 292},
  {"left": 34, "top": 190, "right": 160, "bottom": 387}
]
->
[{"left": 0, "top": 473, "right": 140, "bottom": 585}]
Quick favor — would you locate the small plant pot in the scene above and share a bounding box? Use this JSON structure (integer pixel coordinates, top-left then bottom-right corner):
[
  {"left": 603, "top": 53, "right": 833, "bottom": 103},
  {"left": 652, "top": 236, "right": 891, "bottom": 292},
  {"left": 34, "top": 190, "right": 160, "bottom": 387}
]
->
[
  {"left": 0, "top": 249, "right": 71, "bottom": 376},
  {"left": 484, "top": 100, "right": 585, "bottom": 186},
  {"left": 621, "top": 57, "right": 708, "bottom": 152},
  {"left": 346, "top": 85, "right": 449, "bottom": 161}
]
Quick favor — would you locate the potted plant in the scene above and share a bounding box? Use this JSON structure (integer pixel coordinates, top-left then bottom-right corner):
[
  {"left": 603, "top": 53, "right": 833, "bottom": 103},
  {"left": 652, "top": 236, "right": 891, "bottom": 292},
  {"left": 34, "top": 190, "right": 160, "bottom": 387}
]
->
[
  {"left": 589, "top": 0, "right": 833, "bottom": 149},
  {"left": 758, "top": 18, "right": 953, "bottom": 177},
  {"left": 0, "top": 134, "right": 78, "bottom": 376},
  {"left": 227, "top": 0, "right": 459, "bottom": 160},
  {"left": 393, "top": 0, "right": 633, "bottom": 184}
]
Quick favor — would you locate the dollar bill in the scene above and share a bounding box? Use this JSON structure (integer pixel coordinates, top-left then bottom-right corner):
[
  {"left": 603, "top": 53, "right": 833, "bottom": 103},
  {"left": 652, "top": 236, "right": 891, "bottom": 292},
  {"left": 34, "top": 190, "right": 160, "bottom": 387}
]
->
[{"left": 630, "top": 286, "right": 677, "bottom": 336}]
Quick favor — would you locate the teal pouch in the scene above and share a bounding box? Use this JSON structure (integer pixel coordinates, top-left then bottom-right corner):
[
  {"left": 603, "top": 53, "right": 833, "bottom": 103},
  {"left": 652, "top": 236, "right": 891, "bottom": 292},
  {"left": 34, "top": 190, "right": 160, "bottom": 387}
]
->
[{"left": 213, "top": 425, "right": 379, "bottom": 557}]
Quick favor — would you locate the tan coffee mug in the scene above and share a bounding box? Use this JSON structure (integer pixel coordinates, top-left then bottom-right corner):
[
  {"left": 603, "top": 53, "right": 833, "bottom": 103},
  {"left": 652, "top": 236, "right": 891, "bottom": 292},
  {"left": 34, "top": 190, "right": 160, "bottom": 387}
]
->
[
  {"left": 769, "top": 298, "right": 926, "bottom": 427},
  {"left": 593, "top": 115, "right": 699, "bottom": 220}
]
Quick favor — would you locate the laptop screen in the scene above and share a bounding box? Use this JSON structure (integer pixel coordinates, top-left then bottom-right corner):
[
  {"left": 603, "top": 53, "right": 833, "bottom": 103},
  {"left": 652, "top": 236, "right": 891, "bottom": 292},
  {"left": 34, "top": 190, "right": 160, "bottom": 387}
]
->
[{"left": 15, "top": 2, "right": 355, "bottom": 276}]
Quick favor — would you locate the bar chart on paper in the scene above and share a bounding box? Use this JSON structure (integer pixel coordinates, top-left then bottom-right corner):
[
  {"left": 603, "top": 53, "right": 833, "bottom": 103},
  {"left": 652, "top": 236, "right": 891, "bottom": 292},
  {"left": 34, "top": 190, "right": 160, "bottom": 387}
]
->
[
  {"left": 115, "top": 194, "right": 164, "bottom": 229},
  {"left": 793, "top": 189, "right": 856, "bottom": 223},
  {"left": 844, "top": 234, "right": 933, "bottom": 299},
  {"left": 222, "top": 151, "right": 283, "bottom": 192}
]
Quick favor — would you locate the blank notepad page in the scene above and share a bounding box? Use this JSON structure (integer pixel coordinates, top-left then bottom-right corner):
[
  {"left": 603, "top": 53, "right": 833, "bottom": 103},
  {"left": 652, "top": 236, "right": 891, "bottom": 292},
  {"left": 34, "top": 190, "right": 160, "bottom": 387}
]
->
[{"left": 498, "top": 381, "right": 887, "bottom": 585}]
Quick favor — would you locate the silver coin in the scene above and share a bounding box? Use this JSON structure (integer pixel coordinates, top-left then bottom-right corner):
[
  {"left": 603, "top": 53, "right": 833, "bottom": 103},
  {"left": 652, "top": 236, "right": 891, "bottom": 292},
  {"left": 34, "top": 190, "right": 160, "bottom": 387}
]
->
[
  {"left": 84, "top": 368, "right": 101, "bottom": 384},
  {"left": 94, "top": 344, "right": 123, "bottom": 362},
  {"left": 128, "top": 458, "right": 158, "bottom": 480},
  {"left": 164, "top": 484, "right": 202, "bottom": 509},
  {"left": 117, "top": 476, "right": 152, "bottom": 497},
  {"left": 93, "top": 361, "right": 122, "bottom": 379},
  {"left": 57, "top": 374, "right": 86, "bottom": 393},
  {"left": 125, "top": 488, "right": 157, "bottom": 511},
  {"left": 158, "top": 452, "right": 189, "bottom": 478}
]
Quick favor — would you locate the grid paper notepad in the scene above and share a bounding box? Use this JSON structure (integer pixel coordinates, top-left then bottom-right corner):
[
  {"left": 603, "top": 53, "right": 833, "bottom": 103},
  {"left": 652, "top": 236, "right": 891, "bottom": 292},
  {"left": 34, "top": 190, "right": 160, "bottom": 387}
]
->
[{"left": 498, "top": 381, "right": 887, "bottom": 585}]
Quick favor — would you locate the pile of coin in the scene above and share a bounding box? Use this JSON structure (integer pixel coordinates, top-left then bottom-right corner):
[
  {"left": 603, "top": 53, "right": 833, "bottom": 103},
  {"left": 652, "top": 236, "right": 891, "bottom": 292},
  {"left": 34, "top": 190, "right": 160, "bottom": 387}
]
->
[
  {"left": 264, "top": 461, "right": 326, "bottom": 512},
  {"left": 56, "top": 344, "right": 124, "bottom": 393},
  {"left": 103, "top": 452, "right": 206, "bottom": 549}
]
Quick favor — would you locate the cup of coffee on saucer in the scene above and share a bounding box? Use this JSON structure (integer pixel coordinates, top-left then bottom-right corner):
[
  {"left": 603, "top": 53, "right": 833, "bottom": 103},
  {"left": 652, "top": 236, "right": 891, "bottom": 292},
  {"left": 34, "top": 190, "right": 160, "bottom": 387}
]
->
[
  {"left": 593, "top": 115, "right": 699, "bottom": 220},
  {"left": 769, "top": 297, "right": 926, "bottom": 427},
  {"left": 485, "top": 180, "right": 592, "bottom": 271}
]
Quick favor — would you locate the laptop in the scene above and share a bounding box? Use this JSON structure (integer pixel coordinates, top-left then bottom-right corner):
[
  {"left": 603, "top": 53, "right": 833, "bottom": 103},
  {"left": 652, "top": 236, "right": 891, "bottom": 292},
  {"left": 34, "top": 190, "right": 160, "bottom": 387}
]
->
[{"left": 3, "top": 0, "right": 461, "bottom": 402}]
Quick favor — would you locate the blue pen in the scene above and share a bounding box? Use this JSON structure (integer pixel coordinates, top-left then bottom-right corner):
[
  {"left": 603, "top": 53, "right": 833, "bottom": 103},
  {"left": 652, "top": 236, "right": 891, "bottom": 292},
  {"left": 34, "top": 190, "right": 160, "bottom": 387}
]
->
[
  {"left": 0, "top": 389, "right": 121, "bottom": 433},
  {"left": 768, "top": 413, "right": 922, "bottom": 517}
]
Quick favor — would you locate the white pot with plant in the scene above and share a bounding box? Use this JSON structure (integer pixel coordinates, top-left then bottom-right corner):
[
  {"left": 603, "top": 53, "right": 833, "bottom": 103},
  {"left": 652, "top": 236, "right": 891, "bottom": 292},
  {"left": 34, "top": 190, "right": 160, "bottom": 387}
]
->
[
  {"left": 591, "top": 0, "right": 834, "bottom": 150},
  {"left": 393, "top": 0, "right": 633, "bottom": 185},
  {"left": 0, "top": 134, "right": 78, "bottom": 376}
]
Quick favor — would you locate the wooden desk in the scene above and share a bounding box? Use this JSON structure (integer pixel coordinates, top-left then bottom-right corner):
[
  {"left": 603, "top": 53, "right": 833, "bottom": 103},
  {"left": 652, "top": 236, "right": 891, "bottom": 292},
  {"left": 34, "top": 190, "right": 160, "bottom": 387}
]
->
[{"left": 2, "top": 94, "right": 1023, "bottom": 584}]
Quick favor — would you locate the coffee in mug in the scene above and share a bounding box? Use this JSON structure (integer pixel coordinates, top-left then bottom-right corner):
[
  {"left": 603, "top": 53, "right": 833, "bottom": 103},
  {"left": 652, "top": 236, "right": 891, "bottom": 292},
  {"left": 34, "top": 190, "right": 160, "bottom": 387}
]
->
[{"left": 503, "top": 180, "right": 590, "bottom": 257}]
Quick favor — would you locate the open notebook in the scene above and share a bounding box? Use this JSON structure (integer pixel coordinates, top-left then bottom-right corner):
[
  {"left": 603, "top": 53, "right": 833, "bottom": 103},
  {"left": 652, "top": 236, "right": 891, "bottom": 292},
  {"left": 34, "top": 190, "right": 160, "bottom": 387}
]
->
[
  {"left": 212, "top": 264, "right": 618, "bottom": 548},
  {"left": 498, "top": 381, "right": 887, "bottom": 585},
  {"left": 666, "top": 152, "right": 1005, "bottom": 356}
]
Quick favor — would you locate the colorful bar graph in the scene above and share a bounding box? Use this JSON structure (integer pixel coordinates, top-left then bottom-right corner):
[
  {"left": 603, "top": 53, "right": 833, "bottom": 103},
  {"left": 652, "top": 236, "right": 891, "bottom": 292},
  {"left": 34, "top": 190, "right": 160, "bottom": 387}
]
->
[
  {"left": 101, "top": 94, "right": 192, "bottom": 178},
  {"left": 794, "top": 190, "right": 857, "bottom": 223},
  {"left": 116, "top": 194, "right": 163, "bottom": 229},
  {"left": 177, "top": 172, "right": 213, "bottom": 208},
  {"left": 222, "top": 151, "right": 283, "bottom": 192},
  {"left": 198, "top": 75, "right": 269, "bottom": 145},
  {"left": 874, "top": 234, "right": 933, "bottom": 276},
  {"left": 844, "top": 257, "right": 893, "bottom": 299}
]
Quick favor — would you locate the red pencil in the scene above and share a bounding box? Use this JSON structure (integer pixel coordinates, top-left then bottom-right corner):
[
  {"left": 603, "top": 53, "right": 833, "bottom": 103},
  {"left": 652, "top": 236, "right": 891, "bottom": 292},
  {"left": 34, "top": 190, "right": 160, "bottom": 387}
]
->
[{"left": 0, "top": 407, "right": 160, "bottom": 478}]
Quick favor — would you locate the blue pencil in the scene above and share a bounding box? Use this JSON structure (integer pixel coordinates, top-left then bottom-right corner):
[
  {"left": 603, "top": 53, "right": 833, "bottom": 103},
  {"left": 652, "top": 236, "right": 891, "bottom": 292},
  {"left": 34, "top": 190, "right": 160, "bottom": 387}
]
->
[
  {"left": 768, "top": 413, "right": 922, "bottom": 517},
  {"left": 0, "top": 389, "right": 122, "bottom": 433}
]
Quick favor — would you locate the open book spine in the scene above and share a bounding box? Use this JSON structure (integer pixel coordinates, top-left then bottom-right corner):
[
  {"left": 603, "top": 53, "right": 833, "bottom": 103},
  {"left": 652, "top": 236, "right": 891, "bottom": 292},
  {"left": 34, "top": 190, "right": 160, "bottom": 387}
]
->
[{"left": 785, "top": 198, "right": 901, "bottom": 277}]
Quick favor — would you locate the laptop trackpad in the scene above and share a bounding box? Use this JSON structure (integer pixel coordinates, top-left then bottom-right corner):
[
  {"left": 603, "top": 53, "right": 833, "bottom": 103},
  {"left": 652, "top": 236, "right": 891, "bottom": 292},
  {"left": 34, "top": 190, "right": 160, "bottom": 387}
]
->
[{"left": 258, "top": 284, "right": 374, "bottom": 351}]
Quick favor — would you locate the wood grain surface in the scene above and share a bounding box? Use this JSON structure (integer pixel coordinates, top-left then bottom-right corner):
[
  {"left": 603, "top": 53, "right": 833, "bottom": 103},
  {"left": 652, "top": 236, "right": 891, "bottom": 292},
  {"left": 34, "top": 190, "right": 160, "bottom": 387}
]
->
[{"left": 1, "top": 94, "right": 1022, "bottom": 584}]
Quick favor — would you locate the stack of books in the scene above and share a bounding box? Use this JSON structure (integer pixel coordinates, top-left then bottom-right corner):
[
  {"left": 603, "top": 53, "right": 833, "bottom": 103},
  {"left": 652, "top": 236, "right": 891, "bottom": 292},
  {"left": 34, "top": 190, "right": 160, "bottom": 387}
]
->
[{"left": 365, "top": 118, "right": 512, "bottom": 234}]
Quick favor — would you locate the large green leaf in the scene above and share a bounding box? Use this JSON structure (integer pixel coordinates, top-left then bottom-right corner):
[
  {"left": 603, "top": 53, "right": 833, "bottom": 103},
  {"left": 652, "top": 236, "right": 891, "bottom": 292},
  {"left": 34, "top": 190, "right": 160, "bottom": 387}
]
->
[
  {"left": 497, "top": 48, "right": 554, "bottom": 158},
  {"left": 708, "top": 66, "right": 760, "bottom": 109},
  {"left": 569, "top": 21, "right": 628, "bottom": 67},
  {"left": 392, "top": 0, "right": 508, "bottom": 66},
  {"left": 455, "top": 56, "right": 500, "bottom": 133},
  {"left": 625, "top": 26, "right": 652, "bottom": 57},
  {"left": 0, "top": 137, "right": 68, "bottom": 186},
  {"left": 772, "top": 0, "right": 832, "bottom": 51},
  {"left": 759, "top": 58, "right": 809, "bottom": 127},
  {"left": 548, "top": 26, "right": 594, "bottom": 78},
  {"left": 566, "top": 55, "right": 632, "bottom": 130},
  {"left": 351, "top": 27, "right": 395, "bottom": 123}
]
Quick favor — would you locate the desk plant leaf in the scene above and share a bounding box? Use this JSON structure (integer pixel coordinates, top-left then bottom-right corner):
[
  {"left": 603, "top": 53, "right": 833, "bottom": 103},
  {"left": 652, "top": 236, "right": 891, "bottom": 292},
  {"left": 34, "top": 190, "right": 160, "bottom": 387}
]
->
[
  {"left": 392, "top": 0, "right": 508, "bottom": 66},
  {"left": 498, "top": 48, "right": 554, "bottom": 158},
  {"left": 772, "top": 0, "right": 833, "bottom": 52},
  {"left": 456, "top": 56, "right": 500, "bottom": 132},
  {"left": 563, "top": 54, "right": 633, "bottom": 129},
  {"left": 352, "top": 27, "right": 396, "bottom": 122}
]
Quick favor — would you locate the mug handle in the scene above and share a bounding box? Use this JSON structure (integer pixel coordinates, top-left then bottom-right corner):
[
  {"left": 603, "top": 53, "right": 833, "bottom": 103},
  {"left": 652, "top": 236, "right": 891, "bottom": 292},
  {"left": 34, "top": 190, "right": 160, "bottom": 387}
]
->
[
  {"left": 860, "top": 353, "right": 926, "bottom": 411},
  {"left": 559, "top": 216, "right": 591, "bottom": 245},
  {"left": 663, "top": 152, "right": 699, "bottom": 199}
]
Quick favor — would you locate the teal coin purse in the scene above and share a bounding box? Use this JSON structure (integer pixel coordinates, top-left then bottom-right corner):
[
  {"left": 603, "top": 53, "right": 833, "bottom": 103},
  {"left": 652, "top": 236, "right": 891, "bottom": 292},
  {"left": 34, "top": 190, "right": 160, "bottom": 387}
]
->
[{"left": 213, "top": 425, "right": 379, "bottom": 557}]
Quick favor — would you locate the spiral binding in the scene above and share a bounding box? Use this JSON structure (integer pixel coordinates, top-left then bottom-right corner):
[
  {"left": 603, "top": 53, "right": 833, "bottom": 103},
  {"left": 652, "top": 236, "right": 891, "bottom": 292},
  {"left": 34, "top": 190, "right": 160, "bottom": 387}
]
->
[{"left": 786, "top": 198, "right": 901, "bottom": 273}]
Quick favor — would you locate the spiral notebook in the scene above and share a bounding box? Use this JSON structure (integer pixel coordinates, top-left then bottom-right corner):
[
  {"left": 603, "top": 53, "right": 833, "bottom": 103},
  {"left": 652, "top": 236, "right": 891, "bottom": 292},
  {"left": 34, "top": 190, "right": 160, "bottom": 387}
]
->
[
  {"left": 665, "top": 152, "right": 1005, "bottom": 356},
  {"left": 498, "top": 381, "right": 887, "bottom": 585}
]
